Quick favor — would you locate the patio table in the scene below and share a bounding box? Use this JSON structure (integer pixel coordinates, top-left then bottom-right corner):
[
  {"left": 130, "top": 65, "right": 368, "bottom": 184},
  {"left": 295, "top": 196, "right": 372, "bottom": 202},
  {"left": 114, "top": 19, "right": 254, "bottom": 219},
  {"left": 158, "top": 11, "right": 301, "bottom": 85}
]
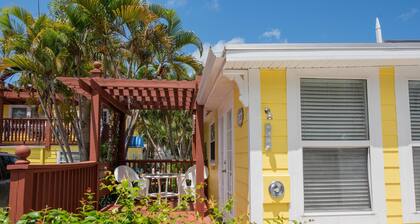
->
[{"left": 143, "top": 173, "right": 180, "bottom": 200}]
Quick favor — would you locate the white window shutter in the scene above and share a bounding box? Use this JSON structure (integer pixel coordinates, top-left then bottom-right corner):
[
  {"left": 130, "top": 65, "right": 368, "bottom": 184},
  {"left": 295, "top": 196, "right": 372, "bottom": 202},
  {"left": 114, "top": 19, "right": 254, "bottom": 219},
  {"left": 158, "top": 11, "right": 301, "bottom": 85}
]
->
[
  {"left": 303, "top": 148, "right": 371, "bottom": 212},
  {"left": 413, "top": 147, "right": 420, "bottom": 211},
  {"left": 300, "top": 79, "right": 369, "bottom": 141},
  {"left": 409, "top": 81, "right": 420, "bottom": 211},
  {"left": 409, "top": 80, "right": 420, "bottom": 141}
]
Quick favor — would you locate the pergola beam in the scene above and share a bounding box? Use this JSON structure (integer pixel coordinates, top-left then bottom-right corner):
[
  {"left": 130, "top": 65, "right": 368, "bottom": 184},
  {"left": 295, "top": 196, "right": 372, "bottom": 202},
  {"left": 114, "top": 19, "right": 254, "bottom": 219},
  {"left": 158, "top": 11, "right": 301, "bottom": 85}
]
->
[
  {"left": 88, "top": 79, "right": 129, "bottom": 114},
  {"left": 58, "top": 77, "right": 197, "bottom": 111},
  {"left": 94, "top": 78, "right": 196, "bottom": 89}
]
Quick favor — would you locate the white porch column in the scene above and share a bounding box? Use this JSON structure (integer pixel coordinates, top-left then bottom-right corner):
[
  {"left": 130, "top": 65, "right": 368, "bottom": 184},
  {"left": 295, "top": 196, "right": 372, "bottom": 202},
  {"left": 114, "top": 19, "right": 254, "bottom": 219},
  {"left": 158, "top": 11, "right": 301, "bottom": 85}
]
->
[{"left": 248, "top": 68, "right": 263, "bottom": 223}]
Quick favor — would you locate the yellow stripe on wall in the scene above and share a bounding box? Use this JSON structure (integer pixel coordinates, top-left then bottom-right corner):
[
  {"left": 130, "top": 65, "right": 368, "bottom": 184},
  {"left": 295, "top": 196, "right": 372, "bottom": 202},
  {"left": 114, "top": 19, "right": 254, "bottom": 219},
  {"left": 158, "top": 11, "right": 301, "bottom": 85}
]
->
[
  {"left": 260, "top": 68, "right": 290, "bottom": 222},
  {"left": 379, "top": 67, "right": 403, "bottom": 223}
]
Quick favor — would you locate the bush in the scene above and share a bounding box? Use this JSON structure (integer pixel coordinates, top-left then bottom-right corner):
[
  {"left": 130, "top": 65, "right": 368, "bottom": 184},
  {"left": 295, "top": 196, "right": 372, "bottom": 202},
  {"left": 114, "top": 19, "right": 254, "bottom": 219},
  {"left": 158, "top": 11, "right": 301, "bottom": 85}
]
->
[{"left": 0, "top": 208, "right": 8, "bottom": 224}]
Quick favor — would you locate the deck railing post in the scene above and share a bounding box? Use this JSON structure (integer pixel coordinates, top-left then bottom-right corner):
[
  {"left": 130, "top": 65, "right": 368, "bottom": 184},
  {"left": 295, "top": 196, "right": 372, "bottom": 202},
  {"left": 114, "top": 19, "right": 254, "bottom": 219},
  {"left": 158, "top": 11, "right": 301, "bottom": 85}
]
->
[
  {"left": 117, "top": 112, "right": 126, "bottom": 164},
  {"left": 0, "top": 81, "right": 4, "bottom": 144},
  {"left": 44, "top": 119, "right": 52, "bottom": 149},
  {"left": 89, "top": 61, "right": 102, "bottom": 162},
  {"left": 194, "top": 104, "right": 205, "bottom": 216},
  {"left": 8, "top": 146, "right": 33, "bottom": 223}
]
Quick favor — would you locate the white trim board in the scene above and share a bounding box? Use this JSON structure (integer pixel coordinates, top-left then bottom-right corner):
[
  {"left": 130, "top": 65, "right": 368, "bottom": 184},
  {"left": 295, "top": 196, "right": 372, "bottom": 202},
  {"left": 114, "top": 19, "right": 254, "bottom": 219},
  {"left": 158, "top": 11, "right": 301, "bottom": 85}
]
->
[
  {"left": 247, "top": 68, "right": 263, "bottom": 223},
  {"left": 395, "top": 66, "right": 420, "bottom": 223},
  {"left": 217, "top": 87, "right": 234, "bottom": 211},
  {"left": 287, "top": 67, "right": 386, "bottom": 224}
]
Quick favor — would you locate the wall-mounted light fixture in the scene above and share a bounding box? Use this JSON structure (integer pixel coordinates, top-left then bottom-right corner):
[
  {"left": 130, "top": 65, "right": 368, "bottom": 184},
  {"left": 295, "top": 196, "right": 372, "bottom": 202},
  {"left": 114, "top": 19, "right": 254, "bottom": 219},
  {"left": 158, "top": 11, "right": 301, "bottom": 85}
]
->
[
  {"left": 264, "top": 107, "right": 273, "bottom": 120},
  {"left": 265, "top": 123, "right": 272, "bottom": 150},
  {"left": 268, "top": 181, "right": 285, "bottom": 199}
]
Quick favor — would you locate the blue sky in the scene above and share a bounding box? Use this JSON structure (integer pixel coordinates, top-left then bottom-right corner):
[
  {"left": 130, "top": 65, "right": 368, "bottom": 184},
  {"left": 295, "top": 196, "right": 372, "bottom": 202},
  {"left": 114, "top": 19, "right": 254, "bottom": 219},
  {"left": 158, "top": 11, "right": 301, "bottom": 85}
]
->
[{"left": 1, "top": 0, "right": 420, "bottom": 61}]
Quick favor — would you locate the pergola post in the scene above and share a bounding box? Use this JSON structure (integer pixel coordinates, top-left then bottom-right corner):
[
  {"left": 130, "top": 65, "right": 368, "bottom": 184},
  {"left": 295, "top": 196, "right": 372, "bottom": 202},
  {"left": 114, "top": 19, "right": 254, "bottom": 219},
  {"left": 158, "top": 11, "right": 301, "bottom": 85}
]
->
[
  {"left": 117, "top": 112, "right": 126, "bottom": 163},
  {"left": 89, "top": 92, "right": 101, "bottom": 162},
  {"left": 0, "top": 81, "right": 4, "bottom": 144},
  {"left": 194, "top": 104, "right": 205, "bottom": 215}
]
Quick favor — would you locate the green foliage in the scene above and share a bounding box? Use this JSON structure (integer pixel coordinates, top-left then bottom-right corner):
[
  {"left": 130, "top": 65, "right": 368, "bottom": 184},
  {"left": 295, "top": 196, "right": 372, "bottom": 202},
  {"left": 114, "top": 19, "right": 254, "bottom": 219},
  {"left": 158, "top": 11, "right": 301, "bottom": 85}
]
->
[
  {"left": 0, "top": 208, "right": 9, "bottom": 224},
  {"left": 0, "top": 0, "right": 203, "bottom": 163}
]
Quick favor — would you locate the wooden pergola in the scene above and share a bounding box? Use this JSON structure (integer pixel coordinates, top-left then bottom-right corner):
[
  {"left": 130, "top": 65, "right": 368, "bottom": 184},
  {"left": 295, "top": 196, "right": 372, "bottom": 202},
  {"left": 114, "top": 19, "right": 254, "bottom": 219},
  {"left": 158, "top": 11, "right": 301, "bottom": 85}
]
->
[{"left": 57, "top": 75, "right": 206, "bottom": 214}]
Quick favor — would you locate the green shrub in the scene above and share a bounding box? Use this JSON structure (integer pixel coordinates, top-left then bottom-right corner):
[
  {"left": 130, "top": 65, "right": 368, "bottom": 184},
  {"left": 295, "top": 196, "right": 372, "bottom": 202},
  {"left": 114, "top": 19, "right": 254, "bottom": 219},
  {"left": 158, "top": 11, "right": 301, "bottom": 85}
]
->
[{"left": 0, "top": 208, "right": 9, "bottom": 224}]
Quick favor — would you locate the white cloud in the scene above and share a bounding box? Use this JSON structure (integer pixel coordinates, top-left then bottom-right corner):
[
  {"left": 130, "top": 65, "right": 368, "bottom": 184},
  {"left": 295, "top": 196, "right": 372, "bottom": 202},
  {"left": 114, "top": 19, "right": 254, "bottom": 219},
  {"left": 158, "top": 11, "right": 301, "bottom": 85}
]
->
[
  {"left": 193, "top": 37, "right": 245, "bottom": 64},
  {"left": 208, "top": 0, "right": 220, "bottom": 11},
  {"left": 166, "top": 0, "right": 187, "bottom": 7},
  {"left": 261, "top": 28, "right": 281, "bottom": 40},
  {"left": 398, "top": 8, "right": 419, "bottom": 21}
]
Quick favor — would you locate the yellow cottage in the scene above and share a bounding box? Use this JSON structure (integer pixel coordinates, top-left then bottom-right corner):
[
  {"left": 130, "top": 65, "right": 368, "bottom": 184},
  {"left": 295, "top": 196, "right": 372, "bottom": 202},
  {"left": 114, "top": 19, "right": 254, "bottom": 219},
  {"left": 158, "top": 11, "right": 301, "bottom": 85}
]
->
[{"left": 197, "top": 42, "right": 420, "bottom": 224}]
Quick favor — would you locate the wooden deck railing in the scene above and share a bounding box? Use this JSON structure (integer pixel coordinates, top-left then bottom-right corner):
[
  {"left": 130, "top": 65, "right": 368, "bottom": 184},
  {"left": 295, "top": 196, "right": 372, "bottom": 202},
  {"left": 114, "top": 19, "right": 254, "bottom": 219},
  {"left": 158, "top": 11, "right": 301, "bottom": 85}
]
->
[
  {"left": 0, "top": 118, "right": 77, "bottom": 145},
  {"left": 121, "top": 160, "right": 195, "bottom": 193},
  {"left": 7, "top": 159, "right": 98, "bottom": 223},
  {"left": 121, "top": 159, "right": 195, "bottom": 174}
]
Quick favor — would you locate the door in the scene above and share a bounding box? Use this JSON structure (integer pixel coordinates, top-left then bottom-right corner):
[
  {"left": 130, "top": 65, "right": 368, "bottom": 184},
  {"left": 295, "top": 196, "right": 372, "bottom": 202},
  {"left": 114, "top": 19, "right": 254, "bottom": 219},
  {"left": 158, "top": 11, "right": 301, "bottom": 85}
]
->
[{"left": 219, "top": 108, "right": 234, "bottom": 214}]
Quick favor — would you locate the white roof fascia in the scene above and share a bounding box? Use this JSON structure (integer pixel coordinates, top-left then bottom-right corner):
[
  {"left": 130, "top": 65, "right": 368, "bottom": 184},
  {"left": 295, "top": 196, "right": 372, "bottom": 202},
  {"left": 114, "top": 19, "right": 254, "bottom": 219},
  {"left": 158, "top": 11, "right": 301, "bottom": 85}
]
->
[
  {"left": 223, "top": 43, "right": 420, "bottom": 69},
  {"left": 196, "top": 49, "right": 225, "bottom": 105}
]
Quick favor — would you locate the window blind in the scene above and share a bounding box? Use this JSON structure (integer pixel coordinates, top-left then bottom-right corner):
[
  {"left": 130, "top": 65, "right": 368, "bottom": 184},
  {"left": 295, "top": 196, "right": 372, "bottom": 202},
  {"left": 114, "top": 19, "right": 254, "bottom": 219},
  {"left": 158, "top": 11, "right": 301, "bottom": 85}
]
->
[
  {"left": 409, "top": 80, "right": 420, "bottom": 141},
  {"left": 413, "top": 147, "right": 420, "bottom": 211},
  {"left": 303, "top": 148, "right": 371, "bottom": 212},
  {"left": 300, "top": 78, "right": 369, "bottom": 141}
]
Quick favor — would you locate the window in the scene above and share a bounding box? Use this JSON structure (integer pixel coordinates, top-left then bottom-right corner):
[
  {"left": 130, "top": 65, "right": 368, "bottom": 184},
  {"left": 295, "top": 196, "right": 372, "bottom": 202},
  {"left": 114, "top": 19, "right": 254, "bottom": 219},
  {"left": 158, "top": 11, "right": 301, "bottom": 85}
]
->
[
  {"left": 395, "top": 69, "right": 420, "bottom": 223},
  {"left": 210, "top": 123, "right": 216, "bottom": 164},
  {"left": 11, "top": 107, "right": 28, "bottom": 118},
  {"left": 409, "top": 80, "right": 420, "bottom": 211},
  {"left": 303, "top": 148, "right": 371, "bottom": 212},
  {"left": 300, "top": 78, "right": 371, "bottom": 212},
  {"left": 300, "top": 78, "right": 369, "bottom": 141},
  {"left": 58, "top": 151, "right": 80, "bottom": 163},
  {"left": 10, "top": 106, "right": 43, "bottom": 118}
]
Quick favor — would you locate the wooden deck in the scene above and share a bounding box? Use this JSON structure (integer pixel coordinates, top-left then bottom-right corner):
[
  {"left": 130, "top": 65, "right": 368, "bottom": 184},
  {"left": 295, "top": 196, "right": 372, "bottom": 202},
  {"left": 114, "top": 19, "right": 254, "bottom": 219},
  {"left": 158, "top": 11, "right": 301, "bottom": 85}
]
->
[{"left": 102, "top": 200, "right": 212, "bottom": 223}]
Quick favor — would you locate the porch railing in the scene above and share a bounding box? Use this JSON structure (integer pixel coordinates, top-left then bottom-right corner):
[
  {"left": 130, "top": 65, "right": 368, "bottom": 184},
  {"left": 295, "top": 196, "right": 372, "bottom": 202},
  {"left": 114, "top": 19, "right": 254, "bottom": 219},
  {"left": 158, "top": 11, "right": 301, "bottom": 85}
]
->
[
  {"left": 7, "top": 159, "right": 98, "bottom": 223},
  {"left": 121, "top": 159, "right": 195, "bottom": 174},
  {"left": 0, "top": 118, "right": 77, "bottom": 145}
]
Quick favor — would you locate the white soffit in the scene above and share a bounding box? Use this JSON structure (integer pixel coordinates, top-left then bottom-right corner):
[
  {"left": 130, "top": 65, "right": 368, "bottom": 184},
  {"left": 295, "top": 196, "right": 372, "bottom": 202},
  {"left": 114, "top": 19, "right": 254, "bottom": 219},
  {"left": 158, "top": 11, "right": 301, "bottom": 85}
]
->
[
  {"left": 223, "top": 43, "right": 420, "bottom": 69},
  {"left": 197, "top": 49, "right": 225, "bottom": 105}
]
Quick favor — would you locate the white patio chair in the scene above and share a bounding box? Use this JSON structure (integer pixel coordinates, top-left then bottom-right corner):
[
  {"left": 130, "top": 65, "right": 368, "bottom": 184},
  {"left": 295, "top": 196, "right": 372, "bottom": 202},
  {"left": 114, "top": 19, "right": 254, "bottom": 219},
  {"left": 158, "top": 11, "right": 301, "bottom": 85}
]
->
[
  {"left": 114, "top": 165, "right": 149, "bottom": 198},
  {"left": 178, "top": 165, "right": 209, "bottom": 198}
]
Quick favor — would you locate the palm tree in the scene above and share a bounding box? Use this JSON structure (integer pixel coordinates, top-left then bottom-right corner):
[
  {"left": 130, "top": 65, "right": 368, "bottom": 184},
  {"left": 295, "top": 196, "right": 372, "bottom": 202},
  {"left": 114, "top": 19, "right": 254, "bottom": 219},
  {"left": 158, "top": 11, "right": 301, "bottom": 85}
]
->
[
  {"left": 0, "top": 1, "right": 204, "bottom": 162},
  {"left": 149, "top": 5, "right": 203, "bottom": 80},
  {"left": 0, "top": 6, "right": 78, "bottom": 162}
]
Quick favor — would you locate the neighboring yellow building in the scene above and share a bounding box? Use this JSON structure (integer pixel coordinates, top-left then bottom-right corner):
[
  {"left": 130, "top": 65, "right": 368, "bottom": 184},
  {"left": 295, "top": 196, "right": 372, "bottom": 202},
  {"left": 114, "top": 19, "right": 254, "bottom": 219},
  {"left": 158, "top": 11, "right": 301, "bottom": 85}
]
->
[
  {"left": 1, "top": 103, "right": 78, "bottom": 164},
  {"left": 197, "top": 42, "right": 420, "bottom": 224},
  {"left": 0, "top": 95, "right": 144, "bottom": 164}
]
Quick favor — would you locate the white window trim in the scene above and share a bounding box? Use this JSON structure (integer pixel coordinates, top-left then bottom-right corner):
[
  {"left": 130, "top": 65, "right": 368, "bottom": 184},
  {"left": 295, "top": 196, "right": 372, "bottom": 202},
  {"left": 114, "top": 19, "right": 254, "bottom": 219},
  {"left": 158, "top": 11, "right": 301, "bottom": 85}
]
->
[
  {"left": 56, "top": 150, "right": 81, "bottom": 164},
  {"left": 217, "top": 87, "right": 235, "bottom": 216},
  {"left": 287, "top": 67, "right": 387, "bottom": 224},
  {"left": 209, "top": 121, "right": 216, "bottom": 166},
  {"left": 395, "top": 66, "right": 420, "bottom": 223}
]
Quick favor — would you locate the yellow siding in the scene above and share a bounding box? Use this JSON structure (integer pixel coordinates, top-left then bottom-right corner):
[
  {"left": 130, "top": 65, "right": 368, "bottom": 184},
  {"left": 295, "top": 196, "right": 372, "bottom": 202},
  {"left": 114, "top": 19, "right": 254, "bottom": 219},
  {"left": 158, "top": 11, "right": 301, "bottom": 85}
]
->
[
  {"left": 260, "top": 68, "right": 290, "bottom": 222},
  {"left": 233, "top": 85, "right": 249, "bottom": 220},
  {"left": 205, "top": 112, "right": 219, "bottom": 203},
  {"left": 0, "top": 145, "right": 78, "bottom": 164},
  {"left": 126, "top": 148, "right": 143, "bottom": 160},
  {"left": 379, "top": 67, "right": 403, "bottom": 223},
  {"left": 3, "top": 104, "right": 9, "bottom": 118}
]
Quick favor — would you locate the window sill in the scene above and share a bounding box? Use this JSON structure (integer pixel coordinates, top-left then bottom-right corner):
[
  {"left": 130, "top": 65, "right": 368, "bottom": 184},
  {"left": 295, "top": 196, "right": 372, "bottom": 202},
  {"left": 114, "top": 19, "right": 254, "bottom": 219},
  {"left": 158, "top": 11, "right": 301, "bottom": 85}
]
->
[{"left": 303, "top": 211, "right": 375, "bottom": 217}]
